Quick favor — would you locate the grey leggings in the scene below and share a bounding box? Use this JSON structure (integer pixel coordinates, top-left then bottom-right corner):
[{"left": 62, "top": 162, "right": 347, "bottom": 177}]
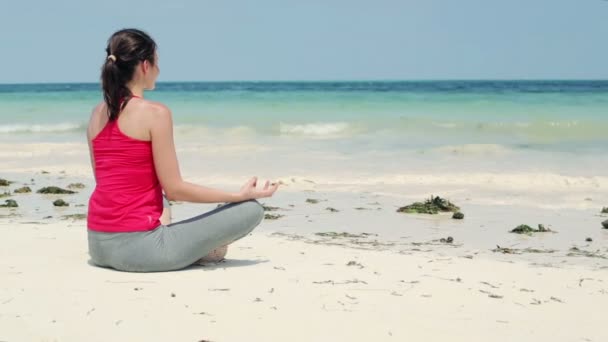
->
[{"left": 87, "top": 199, "right": 265, "bottom": 272}]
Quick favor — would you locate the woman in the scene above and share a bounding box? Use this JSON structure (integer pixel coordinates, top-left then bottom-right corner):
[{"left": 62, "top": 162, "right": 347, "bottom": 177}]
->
[{"left": 86, "top": 28, "right": 278, "bottom": 272}]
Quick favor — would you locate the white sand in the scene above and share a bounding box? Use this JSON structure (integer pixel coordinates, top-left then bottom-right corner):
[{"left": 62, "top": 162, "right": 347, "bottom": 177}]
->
[{"left": 1, "top": 221, "right": 607, "bottom": 342}]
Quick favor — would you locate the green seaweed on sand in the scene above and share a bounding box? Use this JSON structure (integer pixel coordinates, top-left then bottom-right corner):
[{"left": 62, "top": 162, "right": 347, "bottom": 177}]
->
[
  {"left": 67, "top": 183, "right": 86, "bottom": 189},
  {"left": 510, "top": 224, "right": 552, "bottom": 234},
  {"left": 53, "top": 199, "right": 69, "bottom": 207},
  {"left": 37, "top": 186, "right": 76, "bottom": 194},
  {"left": 262, "top": 204, "right": 281, "bottom": 211},
  {"left": 567, "top": 247, "right": 608, "bottom": 259},
  {"left": 306, "top": 198, "right": 320, "bottom": 204},
  {"left": 0, "top": 191, "right": 11, "bottom": 198},
  {"left": 61, "top": 213, "right": 87, "bottom": 220},
  {"left": 0, "top": 178, "right": 13, "bottom": 186},
  {"left": 314, "top": 232, "right": 376, "bottom": 239},
  {"left": 492, "top": 245, "right": 556, "bottom": 254},
  {"left": 397, "top": 196, "right": 460, "bottom": 214},
  {"left": 346, "top": 260, "right": 364, "bottom": 268},
  {"left": 14, "top": 187, "right": 31, "bottom": 193},
  {"left": 264, "top": 213, "right": 284, "bottom": 220},
  {"left": 325, "top": 207, "right": 339, "bottom": 212},
  {"left": 0, "top": 199, "right": 18, "bottom": 208},
  {"left": 452, "top": 212, "right": 464, "bottom": 219},
  {"left": 602, "top": 220, "right": 608, "bottom": 229}
]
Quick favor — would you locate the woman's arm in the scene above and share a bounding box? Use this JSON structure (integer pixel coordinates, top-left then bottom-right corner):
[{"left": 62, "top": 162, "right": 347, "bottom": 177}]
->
[
  {"left": 149, "top": 103, "right": 277, "bottom": 203},
  {"left": 86, "top": 104, "right": 105, "bottom": 181},
  {"left": 86, "top": 131, "right": 96, "bottom": 180}
]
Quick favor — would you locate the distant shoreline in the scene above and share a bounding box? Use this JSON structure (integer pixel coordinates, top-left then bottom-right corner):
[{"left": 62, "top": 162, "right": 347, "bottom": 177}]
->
[{"left": 1, "top": 79, "right": 608, "bottom": 87}]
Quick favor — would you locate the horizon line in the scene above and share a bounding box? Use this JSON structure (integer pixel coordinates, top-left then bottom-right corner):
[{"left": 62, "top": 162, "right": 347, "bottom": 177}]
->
[{"left": 1, "top": 78, "right": 608, "bottom": 85}]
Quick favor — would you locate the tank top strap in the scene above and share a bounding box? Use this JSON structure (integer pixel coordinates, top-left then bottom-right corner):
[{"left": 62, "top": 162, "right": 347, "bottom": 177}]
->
[{"left": 119, "top": 95, "right": 142, "bottom": 106}]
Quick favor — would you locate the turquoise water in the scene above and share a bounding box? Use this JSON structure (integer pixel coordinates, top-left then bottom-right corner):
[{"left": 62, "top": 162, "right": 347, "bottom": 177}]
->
[{"left": 1, "top": 81, "right": 607, "bottom": 151}]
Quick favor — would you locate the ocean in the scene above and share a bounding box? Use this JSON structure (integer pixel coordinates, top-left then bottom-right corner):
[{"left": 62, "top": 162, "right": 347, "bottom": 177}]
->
[
  {"left": 1, "top": 81, "right": 607, "bottom": 178},
  {"left": 1, "top": 81, "right": 607, "bottom": 150}
]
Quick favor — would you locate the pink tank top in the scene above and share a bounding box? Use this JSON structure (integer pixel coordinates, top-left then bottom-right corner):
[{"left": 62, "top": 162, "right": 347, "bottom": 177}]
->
[{"left": 87, "top": 117, "right": 163, "bottom": 233}]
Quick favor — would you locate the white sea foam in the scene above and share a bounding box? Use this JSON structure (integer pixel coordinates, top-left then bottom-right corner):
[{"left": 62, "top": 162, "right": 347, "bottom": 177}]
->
[
  {"left": 0, "top": 123, "right": 83, "bottom": 134},
  {"left": 278, "top": 122, "right": 354, "bottom": 137}
]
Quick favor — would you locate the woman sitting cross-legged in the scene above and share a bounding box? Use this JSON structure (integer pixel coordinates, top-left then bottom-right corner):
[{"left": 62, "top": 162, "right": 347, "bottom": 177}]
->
[{"left": 86, "top": 28, "right": 278, "bottom": 272}]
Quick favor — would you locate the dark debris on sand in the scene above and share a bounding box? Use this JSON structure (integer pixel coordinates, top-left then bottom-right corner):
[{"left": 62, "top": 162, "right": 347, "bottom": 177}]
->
[
  {"left": 492, "top": 245, "right": 556, "bottom": 254},
  {"left": 452, "top": 212, "right": 464, "bottom": 219},
  {"left": 67, "top": 183, "right": 86, "bottom": 189},
  {"left": 37, "top": 186, "right": 76, "bottom": 194},
  {"left": 397, "top": 196, "right": 460, "bottom": 214},
  {"left": 61, "top": 213, "right": 87, "bottom": 220},
  {"left": 53, "top": 199, "right": 69, "bottom": 207},
  {"left": 262, "top": 204, "right": 281, "bottom": 211},
  {"left": 602, "top": 220, "right": 608, "bottom": 229},
  {"left": 510, "top": 224, "right": 552, "bottom": 234},
  {"left": 568, "top": 247, "right": 608, "bottom": 259},
  {"left": 264, "top": 213, "right": 284, "bottom": 220},
  {"left": 439, "top": 236, "right": 454, "bottom": 244},
  {"left": 0, "top": 199, "right": 18, "bottom": 208},
  {"left": 315, "top": 232, "right": 377, "bottom": 239},
  {"left": 0, "top": 178, "right": 13, "bottom": 186},
  {"left": 14, "top": 186, "right": 32, "bottom": 193}
]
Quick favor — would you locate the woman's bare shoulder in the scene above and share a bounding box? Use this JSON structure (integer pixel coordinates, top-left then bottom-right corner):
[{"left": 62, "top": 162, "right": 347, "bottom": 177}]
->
[
  {"left": 141, "top": 100, "right": 171, "bottom": 115},
  {"left": 87, "top": 102, "right": 108, "bottom": 139},
  {"left": 90, "top": 102, "right": 107, "bottom": 119}
]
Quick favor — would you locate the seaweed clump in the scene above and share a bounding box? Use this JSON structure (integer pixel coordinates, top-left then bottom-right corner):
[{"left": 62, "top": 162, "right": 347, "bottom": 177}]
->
[
  {"left": 14, "top": 187, "right": 31, "bottom": 193},
  {"left": 67, "top": 183, "right": 86, "bottom": 190},
  {"left": 61, "top": 213, "right": 87, "bottom": 220},
  {"left": 262, "top": 204, "right": 281, "bottom": 211},
  {"left": 397, "top": 196, "right": 460, "bottom": 214},
  {"left": 37, "top": 186, "right": 76, "bottom": 194},
  {"left": 314, "top": 232, "right": 376, "bottom": 239},
  {"left": 0, "top": 199, "right": 18, "bottom": 208},
  {"left": 53, "top": 199, "right": 69, "bottom": 207},
  {"left": 264, "top": 213, "right": 284, "bottom": 220},
  {"left": 510, "top": 224, "right": 552, "bottom": 234}
]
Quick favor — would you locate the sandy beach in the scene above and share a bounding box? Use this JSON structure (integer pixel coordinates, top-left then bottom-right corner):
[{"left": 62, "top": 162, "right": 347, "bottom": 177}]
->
[
  {"left": 1, "top": 137, "right": 608, "bottom": 341},
  {"left": 1, "top": 220, "right": 607, "bottom": 341}
]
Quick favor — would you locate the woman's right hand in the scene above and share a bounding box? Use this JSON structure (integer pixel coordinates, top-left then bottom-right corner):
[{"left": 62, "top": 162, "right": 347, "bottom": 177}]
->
[{"left": 239, "top": 177, "right": 279, "bottom": 201}]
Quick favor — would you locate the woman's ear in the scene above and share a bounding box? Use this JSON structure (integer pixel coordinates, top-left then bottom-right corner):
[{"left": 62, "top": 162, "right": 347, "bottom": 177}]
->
[{"left": 141, "top": 60, "right": 149, "bottom": 75}]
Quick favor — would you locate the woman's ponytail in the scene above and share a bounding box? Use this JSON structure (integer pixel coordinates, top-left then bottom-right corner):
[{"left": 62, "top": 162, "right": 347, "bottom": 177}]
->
[{"left": 100, "top": 29, "right": 157, "bottom": 121}]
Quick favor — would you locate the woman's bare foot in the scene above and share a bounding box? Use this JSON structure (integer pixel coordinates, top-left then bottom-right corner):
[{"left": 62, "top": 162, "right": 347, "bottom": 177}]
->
[{"left": 197, "top": 245, "right": 228, "bottom": 264}]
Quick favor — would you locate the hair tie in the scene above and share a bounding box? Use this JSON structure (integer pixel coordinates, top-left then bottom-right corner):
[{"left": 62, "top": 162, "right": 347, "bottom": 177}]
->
[{"left": 107, "top": 55, "right": 117, "bottom": 62}]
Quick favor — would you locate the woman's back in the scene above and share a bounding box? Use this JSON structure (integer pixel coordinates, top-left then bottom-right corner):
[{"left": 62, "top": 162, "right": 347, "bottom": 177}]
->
[{"left": 87, "top": 101, "right": 163, "bottom": 232}]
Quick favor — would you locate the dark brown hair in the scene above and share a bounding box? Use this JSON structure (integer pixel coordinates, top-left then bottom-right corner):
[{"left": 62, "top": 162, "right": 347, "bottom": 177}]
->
[{"left": 101, "top": 28, "right": 157, "bottom": 120}]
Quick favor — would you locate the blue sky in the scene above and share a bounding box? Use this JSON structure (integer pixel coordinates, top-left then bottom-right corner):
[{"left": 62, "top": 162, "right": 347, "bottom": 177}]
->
[{"left": 0, "top": 0, "right": 606, "bottom": 83}]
